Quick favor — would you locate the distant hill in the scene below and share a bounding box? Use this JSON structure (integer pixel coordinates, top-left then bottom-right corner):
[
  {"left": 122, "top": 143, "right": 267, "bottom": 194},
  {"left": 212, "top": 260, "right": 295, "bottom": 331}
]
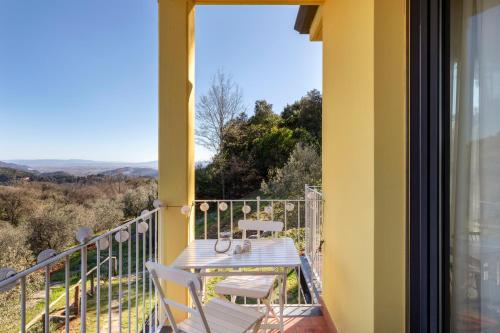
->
[
  {"left": 0, "top": 161, "right": 38, "bottom": 173},
  {"left": 0, "top": 165, "right": 158, "bottom": 184},
  {"left": 0, "top": 167, "right": 78, "bottom": 184},
  {"left": 100, "top": 167, "right": 158, "bottom": 178},
  {"left": 5, "top": 159, "right": 158, "bottom": 176}
]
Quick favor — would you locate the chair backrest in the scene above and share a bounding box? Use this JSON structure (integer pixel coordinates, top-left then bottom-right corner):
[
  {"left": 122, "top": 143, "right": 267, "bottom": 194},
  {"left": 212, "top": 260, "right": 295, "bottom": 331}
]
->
[
  {"left": 146, "top": 261, "right": 210, "bottom": 333},
  {"left": 146, "top": 261, "right": 201, "bottom": 290},
  {"left": 238, "top": 220, "right": 284, "bottom": 239}
]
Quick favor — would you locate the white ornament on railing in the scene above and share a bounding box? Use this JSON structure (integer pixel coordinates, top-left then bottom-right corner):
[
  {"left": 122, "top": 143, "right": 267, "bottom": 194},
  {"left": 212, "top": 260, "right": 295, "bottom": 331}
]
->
[
  {"left": 76, "top": 226, "right": 93, "bottom": 244},
  {"left": 140, "top": 210, "right": 150, "bottom": 218},
  {"left": 218, "top": 202, "right": 228, "bottom": 211},
  {"left": 285, "top": 202, "right": 295, "bottom": 212},
  {"left": 200, "top": 202, "right": 210, "bottom": 212},
  {"left": 0, "top": 268, "right": 17, "bottom": 292},
  {"left": 137, "top": 221, "right": 149, "bottom": 233},
  {"left": 242, "top": 205, "right": 251, "bottom": 214},
  {"left": 115, "top": 230, "right": 129, "bottom": 243},
  {"left": 37, "top": 249, "right": 58, "bottom": 263},
  {"left": 153, "top": 199, "right": 162, "bottom": 208},
  {"left": 98, "top": 237, "right": 110, "bottom": 250},
  {"left": 264, "top": 205, "right": 273, "bottom": 215},
  {"left": 181, "top": 205, "right": 191, "bottom": 216}
]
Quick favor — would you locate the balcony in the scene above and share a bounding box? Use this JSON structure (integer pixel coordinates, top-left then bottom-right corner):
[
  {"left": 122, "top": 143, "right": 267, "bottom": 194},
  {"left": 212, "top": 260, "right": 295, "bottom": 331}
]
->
[{"left": 0, "top": 187, "right": 323, "bottom": 332}]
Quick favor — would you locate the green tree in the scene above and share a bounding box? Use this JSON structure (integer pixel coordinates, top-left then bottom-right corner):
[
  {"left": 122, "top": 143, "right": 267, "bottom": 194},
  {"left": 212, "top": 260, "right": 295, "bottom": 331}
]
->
[
  {"left": 92, "top": 198, "right": 124, "bottom": 232},
  {"left": 27, "top": 201, "right": 94, "bottom": 253},
  {"left": 0, "top": 187, "right": 32, "bottom": 226},
  {"left": 261, "top": 143, "right": 322, "bottom": 198},
  {"left": 282, "top": 89, "right": 322, "bottom": 147},
  {"left": 195, "top": 91, "right": 323, "bottom": 199}
]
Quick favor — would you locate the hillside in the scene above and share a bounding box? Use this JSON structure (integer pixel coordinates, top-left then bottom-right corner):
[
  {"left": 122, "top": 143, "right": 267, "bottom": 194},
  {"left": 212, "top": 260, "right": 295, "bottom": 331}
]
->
[
  {"left": 0, "top": 161, "right": 36, "bottom": 173},
  {"left": 0, "top": 167, "right": 35, "bottom": 183},
  {"left": 100, "top": 167, "right": 158, "bottom": 178},
  {"left": 6, "top": 159, "right": 157, "bottom": 176}
]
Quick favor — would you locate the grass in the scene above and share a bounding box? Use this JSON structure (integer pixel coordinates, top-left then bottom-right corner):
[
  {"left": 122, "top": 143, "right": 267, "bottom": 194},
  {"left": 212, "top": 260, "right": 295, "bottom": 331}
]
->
[
  {"left": 26, "top": 276, "right": 153, "bottom": 333},
  {"left": 1, "top": 225, "right": 154, "bottom": 333}
]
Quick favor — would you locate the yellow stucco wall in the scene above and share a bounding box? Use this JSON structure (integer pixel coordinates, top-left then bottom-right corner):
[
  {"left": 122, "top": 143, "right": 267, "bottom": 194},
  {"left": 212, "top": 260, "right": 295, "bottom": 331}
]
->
[
  {"left": 322, "top": 2, "right": 375, "bottom": 332},
  {"left": 321, "top": 0, "right": 406, "bottom": 332},
  {"left": 373, "top": 0, "right": 406, "bottom": 332},
  {"left": 158, "top": 0, "right": 195, "bottom": 321}
]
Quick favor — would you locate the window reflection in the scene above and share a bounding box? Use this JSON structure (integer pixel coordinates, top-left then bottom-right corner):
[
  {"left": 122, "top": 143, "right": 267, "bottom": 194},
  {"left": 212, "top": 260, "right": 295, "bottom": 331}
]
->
[{"left": 450, "top": 1, "right": 500, "bottom": 332}]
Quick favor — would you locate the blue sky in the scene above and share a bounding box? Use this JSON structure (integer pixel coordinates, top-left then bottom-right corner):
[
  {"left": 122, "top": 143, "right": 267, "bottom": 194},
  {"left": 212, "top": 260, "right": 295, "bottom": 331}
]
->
[{"left": 0, "top": 1, "right": 321, "bottom": 162}]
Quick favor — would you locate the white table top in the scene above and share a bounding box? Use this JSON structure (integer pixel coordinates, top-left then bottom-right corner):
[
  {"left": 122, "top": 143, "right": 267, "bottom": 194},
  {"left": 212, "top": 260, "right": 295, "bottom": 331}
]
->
[{"left": 171, "top": 238, "right": 301, "bottom": 270}]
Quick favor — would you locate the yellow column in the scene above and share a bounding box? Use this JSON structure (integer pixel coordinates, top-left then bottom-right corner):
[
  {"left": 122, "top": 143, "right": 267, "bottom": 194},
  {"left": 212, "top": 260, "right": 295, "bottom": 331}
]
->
[
  {"left": 158, "top": 0, "right": 195, "bottom": 321},
  {"left": 322, "top": 2, "right": 375, "bottom": 332},
  {"left": 321, "top": 0, "right": 405, "bottom": 332},
  {"left": 373, "top": 0, "right": 406, "bottom": 332}
]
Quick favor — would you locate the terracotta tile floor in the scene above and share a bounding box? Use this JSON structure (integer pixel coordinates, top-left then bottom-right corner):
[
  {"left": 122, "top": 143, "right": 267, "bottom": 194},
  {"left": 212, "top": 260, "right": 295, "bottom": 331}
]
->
[
  {"left": 162, "top": 316, "right": 330, "bottom": 333},
  {"left": 269, "top": 315, "right": 329, "bottom": 333}
]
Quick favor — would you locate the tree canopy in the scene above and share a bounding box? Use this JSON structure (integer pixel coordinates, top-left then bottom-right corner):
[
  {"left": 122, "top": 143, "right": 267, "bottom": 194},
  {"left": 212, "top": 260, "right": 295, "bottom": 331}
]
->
[{"left": 196, "top": 89, "right": 322, "bottom": 199}]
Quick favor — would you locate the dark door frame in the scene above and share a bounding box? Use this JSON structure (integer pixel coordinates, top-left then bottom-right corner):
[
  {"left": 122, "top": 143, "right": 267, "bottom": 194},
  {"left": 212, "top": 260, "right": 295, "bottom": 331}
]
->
[{"left": 407, "top": 0, "right": 450, "bottom": 332}]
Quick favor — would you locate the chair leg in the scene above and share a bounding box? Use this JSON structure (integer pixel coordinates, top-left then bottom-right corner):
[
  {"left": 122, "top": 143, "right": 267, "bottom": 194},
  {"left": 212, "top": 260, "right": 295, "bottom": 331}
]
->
[{"left": 252, "top": 318, "right": 263, "bottom": 333}]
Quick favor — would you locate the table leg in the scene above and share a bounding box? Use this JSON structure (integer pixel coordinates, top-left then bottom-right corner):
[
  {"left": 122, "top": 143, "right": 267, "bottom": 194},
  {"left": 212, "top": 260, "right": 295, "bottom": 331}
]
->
[{"left": 279, "top": 268, "right": 287, "bottom": 333}]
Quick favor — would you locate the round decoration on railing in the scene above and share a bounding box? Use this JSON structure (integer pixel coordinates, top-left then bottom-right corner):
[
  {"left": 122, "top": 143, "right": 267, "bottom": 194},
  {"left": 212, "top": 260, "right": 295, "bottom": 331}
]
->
[
  {"left": 76, "top": 226, "right": 93, "bottom": 244},
  {"left": 200, "top": 202, "right": 210, "bottom": 212},
  {"left": 115, "top": 229, "right": 129, "bottom": 243},
  {"left": 242, "top": 205, "right": 251, "bottom": 214},
  {"left": 137, "top": 221, "right": 149, "bottom": 234},
  {"left": 98, "top": 237, "right": 110, "bottom": 250},
  {"left": 264, "top": 205, "right": 273, "bottom": 215},
  {"left": 37, "top": 249, "right": 58, "bottom": 264},
  {"left": 140, "top": 210, "right": 150, "bottom": 218},
  {"left": 0, "top": 268, "right": 17, "bottom": 292},
  {"left": 218, "top": 202, "right": 228, "bottom": 211},
  {"left": 285, "top": 202, "right": 295, "bottom": 212},
  {"left": 180, "top": 205, "right": 191, "bottom": 216},
  {"left": 153, "top": 199, "right": 162, "bottom": 209},
  {"left": 306, "top": 192, "right": 316, "bottom": 200}
]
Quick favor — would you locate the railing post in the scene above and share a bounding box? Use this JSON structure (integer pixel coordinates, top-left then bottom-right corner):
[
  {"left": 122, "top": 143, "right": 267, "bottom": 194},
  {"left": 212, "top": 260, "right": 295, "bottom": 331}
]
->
[
  {"left": 44, "top": 265, "right": 50, "bottom": 332},
  {"left": 90, "top": 272, "right": 94, "bottom": 296},
  {"left": 20, "top": 276, "right": 26, "bottom": 333},
  {"left": 80, "top": 246, "right": 87, "bottom": 333},
  {"left": 74, "top": 285, "right": 80, "bottom": 317}
]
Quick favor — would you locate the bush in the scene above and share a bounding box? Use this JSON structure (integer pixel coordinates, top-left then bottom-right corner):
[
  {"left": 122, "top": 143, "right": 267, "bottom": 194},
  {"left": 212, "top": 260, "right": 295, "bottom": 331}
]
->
[
  {"left": 261, "top": 143, "right": 321, "bottom": 198},
  {"left": 92, "top": 198, "right": 124, "bottom": 232},
  {"left": 27, "top": 201, "right": 95, "bottom": 253}
]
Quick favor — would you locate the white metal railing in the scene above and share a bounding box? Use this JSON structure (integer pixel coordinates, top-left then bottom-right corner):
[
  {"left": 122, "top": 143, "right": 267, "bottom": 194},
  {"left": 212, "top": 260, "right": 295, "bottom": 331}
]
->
[
  {"left": 193, "top": 195, "right": 323, "bottom": 306},
  {"left": 1, "top": 193, "right": 324, "bottom": 332},
  {"left": 0, "top": 208, "right": 160, "bottom": 333},
  {"left": 304, "top": 185, "right": 323, "bottom": 296}
]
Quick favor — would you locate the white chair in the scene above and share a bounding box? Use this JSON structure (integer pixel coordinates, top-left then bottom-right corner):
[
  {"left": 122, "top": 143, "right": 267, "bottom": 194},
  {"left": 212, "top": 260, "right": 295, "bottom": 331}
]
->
[
  {"left": 146, "top": 261, "right": 264, "bottom": 333},
  {"left": 214, "top": 220, "right": 284, "bottom": 324}
]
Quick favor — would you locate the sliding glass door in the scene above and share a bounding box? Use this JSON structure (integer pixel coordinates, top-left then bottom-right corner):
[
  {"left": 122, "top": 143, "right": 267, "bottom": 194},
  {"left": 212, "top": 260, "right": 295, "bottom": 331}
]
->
[{"left": 449, "top": 1, "right": 500, "bottom": 332}]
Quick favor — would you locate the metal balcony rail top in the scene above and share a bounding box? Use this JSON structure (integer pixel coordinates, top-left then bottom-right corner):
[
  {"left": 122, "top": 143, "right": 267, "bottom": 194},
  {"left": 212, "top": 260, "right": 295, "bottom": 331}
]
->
[
  {"left": 193, "top": 198, "right": 322, "bottom": 203},
  {"left": 0, "top": 207, "right": 160, "bottom": 290}
]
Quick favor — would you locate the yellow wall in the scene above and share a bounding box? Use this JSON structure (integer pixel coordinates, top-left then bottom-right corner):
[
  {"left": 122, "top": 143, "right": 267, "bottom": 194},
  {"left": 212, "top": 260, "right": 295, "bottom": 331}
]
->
[
  {"left": 321, "top": 0, "right": 406, "bottom": 332},
  {"left": 373, "top": 0, "right": 406, "bottom": 331},
  {"left": 322, "top": 2, "right": 375, "bottom": 331},
  {"left": 158, "top": 0, "right": 195, "bottom": 321}
]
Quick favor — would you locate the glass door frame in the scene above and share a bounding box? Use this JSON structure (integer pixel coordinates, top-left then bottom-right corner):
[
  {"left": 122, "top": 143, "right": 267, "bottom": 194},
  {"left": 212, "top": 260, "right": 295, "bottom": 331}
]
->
[{"left": 407, "top": 0, "right": 450, "bottom": 332}]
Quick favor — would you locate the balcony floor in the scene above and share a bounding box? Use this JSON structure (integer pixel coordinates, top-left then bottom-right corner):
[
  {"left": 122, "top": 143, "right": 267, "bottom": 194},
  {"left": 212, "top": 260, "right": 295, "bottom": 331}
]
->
[
  {"left": 160, "top": 307, "right": 328, "bottom": 333},
  {"left": 279, "top": 315, "right": 328, "bottom": 332}
]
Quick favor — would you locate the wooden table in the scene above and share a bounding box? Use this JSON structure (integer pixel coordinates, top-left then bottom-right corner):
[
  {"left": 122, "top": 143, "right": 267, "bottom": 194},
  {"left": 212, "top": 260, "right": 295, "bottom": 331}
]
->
[{"left": 171, "top": 238, "right": 301, "bottom": 332}]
